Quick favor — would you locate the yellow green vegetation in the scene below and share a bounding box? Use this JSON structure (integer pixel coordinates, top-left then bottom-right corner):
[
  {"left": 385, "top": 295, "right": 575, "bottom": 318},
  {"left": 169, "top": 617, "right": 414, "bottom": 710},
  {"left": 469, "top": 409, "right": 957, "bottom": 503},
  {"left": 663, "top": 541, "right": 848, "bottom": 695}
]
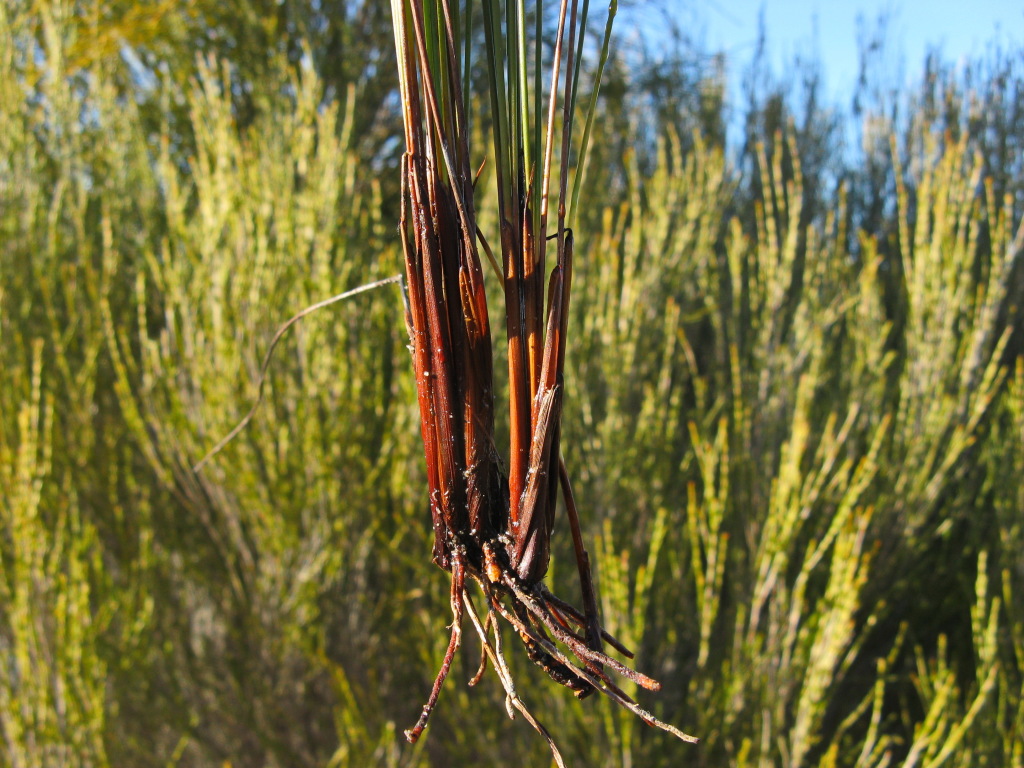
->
[{"left": 1, "top": 2, "right": 1022, "bottom": 766}]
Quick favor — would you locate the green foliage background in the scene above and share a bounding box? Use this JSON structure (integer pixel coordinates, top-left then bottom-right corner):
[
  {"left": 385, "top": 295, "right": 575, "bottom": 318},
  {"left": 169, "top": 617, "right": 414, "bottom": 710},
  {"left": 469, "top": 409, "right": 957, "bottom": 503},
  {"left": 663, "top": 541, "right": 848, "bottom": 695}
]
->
[{"left": 2, "top": 2, "right": 1023, "bottom": 766}]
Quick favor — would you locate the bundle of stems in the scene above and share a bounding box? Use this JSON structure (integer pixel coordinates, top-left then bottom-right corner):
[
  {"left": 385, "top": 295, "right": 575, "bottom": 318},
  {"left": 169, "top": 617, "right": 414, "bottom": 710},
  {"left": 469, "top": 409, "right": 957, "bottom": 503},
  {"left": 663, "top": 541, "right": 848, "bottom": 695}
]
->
[{"left": 390, "top": 0, "right": 697, "bottom": 758}]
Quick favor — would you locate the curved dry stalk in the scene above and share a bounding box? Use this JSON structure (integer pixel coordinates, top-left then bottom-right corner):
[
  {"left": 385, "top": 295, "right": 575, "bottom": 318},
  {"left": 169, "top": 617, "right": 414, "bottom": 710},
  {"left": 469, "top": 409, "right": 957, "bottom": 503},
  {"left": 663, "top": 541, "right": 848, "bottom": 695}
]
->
[{"left": 192, "top": 275, "right": 403, "bottom": 473}]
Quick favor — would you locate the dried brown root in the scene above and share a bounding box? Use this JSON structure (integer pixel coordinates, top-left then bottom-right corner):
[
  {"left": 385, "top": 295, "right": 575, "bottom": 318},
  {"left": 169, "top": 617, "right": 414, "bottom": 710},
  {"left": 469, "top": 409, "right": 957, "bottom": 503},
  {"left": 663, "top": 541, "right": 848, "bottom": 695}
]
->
[
  {"left": 404, "top": 558, "right": 465, "bottom": 743},
  {"left": 498, "top": 587, "right": 700, "bottom": 744},
  {"left": 405, "top": 540, "right": 699, "bottom": 750},
  {"left": 484, "top": 567, "right": 699, "bottom": 745},
  {"left": 468, "top": 606, "right": 493, "bottom": 686},
  {"left": 500, "top": 574, "right": 661, "bottom": 690},
  {"left": 461, "top": 584, "right": 567, "bottom": 768},
  {"left": 541, "top": 587, "right": 634, "bottom": 658}
]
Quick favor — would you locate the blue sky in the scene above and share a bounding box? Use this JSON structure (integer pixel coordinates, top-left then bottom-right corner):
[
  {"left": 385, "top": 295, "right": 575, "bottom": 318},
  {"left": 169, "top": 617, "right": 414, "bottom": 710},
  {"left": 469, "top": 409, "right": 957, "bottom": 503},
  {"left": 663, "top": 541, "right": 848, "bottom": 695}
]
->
[{"left": 630, "top": 1, "right": 1023, "bottom": 103}]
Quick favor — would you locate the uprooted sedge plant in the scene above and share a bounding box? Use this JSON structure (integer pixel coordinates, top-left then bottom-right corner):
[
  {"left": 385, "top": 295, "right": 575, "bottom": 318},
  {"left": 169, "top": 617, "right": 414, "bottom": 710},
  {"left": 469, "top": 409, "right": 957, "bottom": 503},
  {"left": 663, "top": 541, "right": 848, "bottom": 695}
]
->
[
  {"left": 390, "top": 0, "right": 698, "bottom": 757},
  {"left": 193, "top": 1, "right": 697, "bottom": 759}
]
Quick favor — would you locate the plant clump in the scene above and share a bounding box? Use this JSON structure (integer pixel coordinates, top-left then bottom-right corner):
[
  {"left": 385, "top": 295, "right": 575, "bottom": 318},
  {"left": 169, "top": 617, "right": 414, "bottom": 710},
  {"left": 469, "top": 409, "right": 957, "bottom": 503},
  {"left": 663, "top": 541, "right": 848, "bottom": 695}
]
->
[{"left": 389, "top": 0, "right": 698, "bottom": 758}]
